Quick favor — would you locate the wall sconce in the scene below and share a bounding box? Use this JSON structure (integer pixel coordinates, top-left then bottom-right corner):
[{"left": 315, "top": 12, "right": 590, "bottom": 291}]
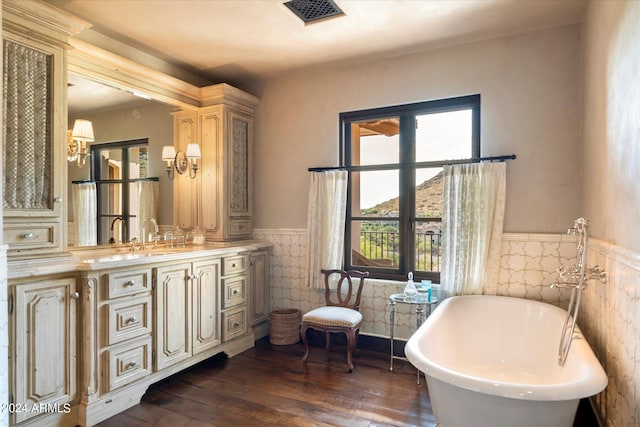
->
[
  {"left": 162, "top": 143, "right": 201, "bottom": 180},
  {"left": 67, "top": 119, "right": 94, "bottom": 167}
]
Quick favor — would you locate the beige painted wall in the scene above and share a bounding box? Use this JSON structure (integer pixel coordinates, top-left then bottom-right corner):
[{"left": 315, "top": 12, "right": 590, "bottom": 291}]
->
[
  {"left": 253, "top": 24, "right": 582, "bottom": 233},
  {"left": 582, "top": 0, "right": 640, "bottom": 254},
  {"left": 67, "top": 102, "right": 175, "bottom": 226}
]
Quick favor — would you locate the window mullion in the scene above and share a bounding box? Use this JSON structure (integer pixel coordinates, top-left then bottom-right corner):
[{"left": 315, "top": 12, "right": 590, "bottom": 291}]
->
[{"left": 399, "top": 114, "right": 416, "bottom": 276}]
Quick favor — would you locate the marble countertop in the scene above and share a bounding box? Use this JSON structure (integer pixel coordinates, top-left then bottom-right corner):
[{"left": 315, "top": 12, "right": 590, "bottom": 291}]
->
[{"left": 7, "top": 240, "right": 272, "bottom": 279}]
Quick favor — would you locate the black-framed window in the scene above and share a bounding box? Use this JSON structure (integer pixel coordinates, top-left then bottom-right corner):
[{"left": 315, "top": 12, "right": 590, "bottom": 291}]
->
[{"left": 340, "top": 94, "right": 480, "bottom": 282}]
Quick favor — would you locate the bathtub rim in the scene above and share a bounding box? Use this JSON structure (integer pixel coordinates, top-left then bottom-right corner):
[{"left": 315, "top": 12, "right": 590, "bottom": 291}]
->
[{"left": 405, "top": 295, "right": 608, "bottom": 402}]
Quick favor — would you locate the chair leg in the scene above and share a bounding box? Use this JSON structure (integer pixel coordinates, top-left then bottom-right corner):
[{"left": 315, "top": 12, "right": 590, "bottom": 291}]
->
[
  {"left": 325, "top": 331, "right": 331, "bottom": 350},
  {"left": 301, "top": 324, "right": 310, "bottom": 363},
  {"left": 346, "top": 328, "right": 358, "bottom": 373}
]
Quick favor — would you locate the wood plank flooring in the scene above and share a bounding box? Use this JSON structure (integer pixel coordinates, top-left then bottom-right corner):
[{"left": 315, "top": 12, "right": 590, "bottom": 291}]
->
[
  {"left": 97, "top": 338, "right": 597, "bottom": 427},
  {"left": 97, "top": 338, "right": 435, "bottom": 427}
]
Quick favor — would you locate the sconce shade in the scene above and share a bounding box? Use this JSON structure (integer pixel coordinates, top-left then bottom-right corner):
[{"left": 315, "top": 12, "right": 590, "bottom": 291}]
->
[
  {"left": 162, "top": 145, "right": 176, "bottom": 161},
  {"left": 71, "top": 119, "right": 95, "bottom": 142},
  {"left": 186, "top": 143, "right": 201, "bottom": 159}
]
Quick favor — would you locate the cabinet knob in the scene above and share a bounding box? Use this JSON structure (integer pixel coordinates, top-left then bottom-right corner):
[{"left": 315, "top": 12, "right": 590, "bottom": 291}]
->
[
  {"left": 23, "top": 232, "right": 35, "bottom": 240},
  {"left": 232, "top": 263, "right": 237, "bottom": 268},
  {"left": 53, "top": 197, "right": 63, "bottom": 203},
  {"left": 124, "top": 280, "right": 136, "bottom": 287},
  {"left": 126, "top": 316, "right": 137, "bottom": 324},
  {"left": 233, "top": 322, "right": 240, "bottom": 328},
  {"left": 70, "top": 291, "right": 80, "bottom": 300},
  {"left": 188, "top": 274, "right": 197, "bottom": 280},
  {"left": 233, "top": 289, "right": 239, "bottom": 295},
  {"left": 127, "top": 361, "right": 138, "bottom": 369}
]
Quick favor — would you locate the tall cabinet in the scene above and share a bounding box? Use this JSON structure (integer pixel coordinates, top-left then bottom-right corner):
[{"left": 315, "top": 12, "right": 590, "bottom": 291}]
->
[
  {"left": 2, "top": 1, "right": 88, "bottom": 258},
  {"left": 172, "top": 84, "right": 259, "bottom": 241}
]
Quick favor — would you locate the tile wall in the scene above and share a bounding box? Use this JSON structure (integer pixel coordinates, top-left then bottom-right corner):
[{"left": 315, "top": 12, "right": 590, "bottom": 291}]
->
[{"left": 254, "top": 229, "right": 639, "bottom": 425}]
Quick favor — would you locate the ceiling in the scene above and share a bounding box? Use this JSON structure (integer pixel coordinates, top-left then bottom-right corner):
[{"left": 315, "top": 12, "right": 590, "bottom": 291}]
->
[
  {"left": 48, "top": 0, "right": 585, "bottom": 88},
  {"left": 49, "top": 0, "right": 586, "bottom": 93}
]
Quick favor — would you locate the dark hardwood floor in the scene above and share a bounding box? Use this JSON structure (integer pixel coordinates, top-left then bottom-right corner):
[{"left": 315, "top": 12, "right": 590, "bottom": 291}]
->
[
  {"left": 97, "top": 338, "right": 435, "bottom": 427},
  {"left": 97, "top": 338, "right": 598, "bottom": 427}
]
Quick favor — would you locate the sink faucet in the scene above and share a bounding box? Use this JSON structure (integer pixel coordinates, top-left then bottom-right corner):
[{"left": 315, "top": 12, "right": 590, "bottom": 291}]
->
[
  {"left": 109, "top": 216, "right": 127, "bottom": 244},
  {"left": 142, "top": 217, "right": 159, "bottom": 250}
]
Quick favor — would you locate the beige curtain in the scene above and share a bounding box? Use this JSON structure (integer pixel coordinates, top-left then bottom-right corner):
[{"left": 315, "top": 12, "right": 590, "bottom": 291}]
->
[
  {"left": 441, "top": 162, "right": 506, "bottom": 296},
  {"left": 3, "top": 40, "right": 51, "bottom": 210},
  {"left": 71, "top": 183, "right": 97, "bottom": 246},
  {"left": 306, "top": 170, "right": 348, "bottom": 288},
  {"left": 136, "top": 180, "right": 158, "bottom": 240}
]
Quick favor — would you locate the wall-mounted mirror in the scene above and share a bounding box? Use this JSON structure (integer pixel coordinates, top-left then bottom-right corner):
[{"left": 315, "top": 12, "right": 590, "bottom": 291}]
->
[{"left": 67, "top": 71, "right": 176, "bottom": 247}]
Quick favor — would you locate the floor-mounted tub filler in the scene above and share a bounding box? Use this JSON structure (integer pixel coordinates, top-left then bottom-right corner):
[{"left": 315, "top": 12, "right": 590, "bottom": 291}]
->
[{"left": 405, "top": 294, "right": 607, "bottom": 427}]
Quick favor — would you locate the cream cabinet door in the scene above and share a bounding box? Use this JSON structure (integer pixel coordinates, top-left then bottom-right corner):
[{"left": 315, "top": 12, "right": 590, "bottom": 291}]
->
[
  {"left": 154, "top": 264, "right": 192, "bottom": 370},
  {"left": 12, "top": 277, "right": 77, "bottom": 424},
  {"left": 191, "top": 259, "right": 221, "bottom": 355},
  {"left": 249, "top": 250, "right": 270, "bottom": 325}
]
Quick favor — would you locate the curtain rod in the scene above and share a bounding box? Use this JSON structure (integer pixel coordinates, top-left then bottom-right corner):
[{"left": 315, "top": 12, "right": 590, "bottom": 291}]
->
[
  {"left": 72, "top": 177, "right": 160, "bottom": 184},
  {"left": 308, "top": 154, "right": 517, "bottom": 172}
]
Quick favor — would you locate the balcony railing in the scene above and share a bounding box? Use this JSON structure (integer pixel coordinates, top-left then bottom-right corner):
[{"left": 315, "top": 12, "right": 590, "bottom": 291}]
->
[{"left": 358, "top": 230, "right": 442, "bottom": 272}]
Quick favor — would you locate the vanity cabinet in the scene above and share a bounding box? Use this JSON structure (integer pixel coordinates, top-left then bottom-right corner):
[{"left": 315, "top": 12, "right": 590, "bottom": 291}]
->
[
  {"left": 9, "top": 276, "right": 78, "bottom": 425},
  {"left": 100, "top": 268, "right": 153, "bottom": 393},
  {"left": 172, "top": 84, "right": 259, "bottom": 242},
  {"left": 2, "top": 0, "right": 89, "bottom": 258},
  {"left": 220, "top": 254, "right": 249, "bottom": 341},
  {"left": 154, "top": 258, "right": 221, "bottom": 370},
  {"left": 249, "top": 249, "right": 271, "bottom": 337}
]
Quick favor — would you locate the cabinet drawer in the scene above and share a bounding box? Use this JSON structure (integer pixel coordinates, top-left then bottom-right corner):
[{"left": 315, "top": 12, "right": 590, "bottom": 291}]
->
[
  {"left": 104, "top": 337, "right": 152, "bottom": 392},
  {"left": 222, "top": 275, "right": 246, "bottom": 308},
  {"left": 106, "top": 268, "right": 151, "bottom": 299},
  {"left": 105, "top": 296, "right": 152, "bottom": 345},
  {"left": 3, "top": 222, "right": 59, "bottom": 251},
  {"left": 228, "top": 219, "right": 252, "bottom": 237},
  {"left": 222, "top": 306, "right": 248, "bottom": 342},
  {"left": 222, "top": 254, "right": 247, "bottom": 276}
]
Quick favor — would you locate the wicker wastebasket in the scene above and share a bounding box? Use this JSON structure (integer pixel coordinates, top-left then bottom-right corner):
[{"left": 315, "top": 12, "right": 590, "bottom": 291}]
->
[{"left": 269, "top": 309, "right": 301, "bottom": 345}]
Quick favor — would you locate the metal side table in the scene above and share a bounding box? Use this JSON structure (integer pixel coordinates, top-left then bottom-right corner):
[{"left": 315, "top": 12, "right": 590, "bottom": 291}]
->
[{"left": 389, "top": 293, "right": 438, "bottom": 384}]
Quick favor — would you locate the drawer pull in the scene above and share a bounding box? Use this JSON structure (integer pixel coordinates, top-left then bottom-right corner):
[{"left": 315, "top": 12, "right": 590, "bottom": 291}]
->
[
  {"left": 233, "top": 322, "right": 240, "bottom": 328},
  {"left": 70, "top": 291, "right": 80, "bottom": 300},
  {"left": 23, "top": 232, "right": 35, "bottom": 240},
  {"left": 127, "top": 361, "right": 138, "bottom": 369},
  {"left": 124, "top": 280, "right": 136, "bottom": 287},
  {"left": 126, "top": 316, "right": 137, "bottom": 324},
  {"left": 233, "top": 289, "right": 239, "bottom": 295}
]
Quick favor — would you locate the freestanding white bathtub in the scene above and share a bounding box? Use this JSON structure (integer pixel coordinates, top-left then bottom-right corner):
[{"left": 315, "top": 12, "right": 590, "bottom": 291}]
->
[{"left": 405, "top": 295, "right": 607, "bottom": 427}]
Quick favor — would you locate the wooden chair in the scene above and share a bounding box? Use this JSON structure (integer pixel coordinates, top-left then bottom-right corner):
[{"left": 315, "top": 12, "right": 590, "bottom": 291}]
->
[{"left": 301, "top": 269, "right": 369, "bottom": 372}]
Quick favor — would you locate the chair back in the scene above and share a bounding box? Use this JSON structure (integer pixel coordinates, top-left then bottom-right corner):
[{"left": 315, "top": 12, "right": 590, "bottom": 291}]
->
[{"left": 320, "top": 269, "right": 369, "bottom": 311}]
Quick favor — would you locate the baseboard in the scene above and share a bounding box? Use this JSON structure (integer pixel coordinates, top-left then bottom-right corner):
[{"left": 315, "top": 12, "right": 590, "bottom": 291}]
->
[{"left": 304, "top": 330, "right": 406, "bottom": 356}]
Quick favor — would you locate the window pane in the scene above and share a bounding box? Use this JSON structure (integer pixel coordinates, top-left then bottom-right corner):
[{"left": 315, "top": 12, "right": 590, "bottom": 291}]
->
[
  {"left": 350, "top": 117, "right": 399, "bottom": 166},
  {"left": 351, "top": 170, "right": 399, "bottom": 217},
  {"left": 415, "top": 220, "right": 442, "bottom": 273},
  {"left": 416, "top": 109, "right": 473, "bottom": 162},
  {"left": 350, "top": 220, "right": 399, "bottom": 268},
  {"left": 415, "top": 167, "right": 442, "bottom": 218}
]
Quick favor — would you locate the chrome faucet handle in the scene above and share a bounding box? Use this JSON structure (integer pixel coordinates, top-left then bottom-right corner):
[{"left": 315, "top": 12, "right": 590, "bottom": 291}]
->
[{"left": 129, "top": 237, "right": 140, "bottom": 252}]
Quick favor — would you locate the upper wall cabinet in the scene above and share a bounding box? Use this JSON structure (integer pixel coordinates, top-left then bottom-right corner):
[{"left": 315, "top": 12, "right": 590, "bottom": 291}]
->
[
  {"left": 2, "top": 0, "right": 89, "bottom": 258},
  {"left": 172, "top": 84, "right": 259, "bottom": 241}
]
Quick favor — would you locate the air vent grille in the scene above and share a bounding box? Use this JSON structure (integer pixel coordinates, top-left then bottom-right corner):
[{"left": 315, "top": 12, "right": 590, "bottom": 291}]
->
[{"left": 284, "top": 0, "right": 344, "bottom": 24}]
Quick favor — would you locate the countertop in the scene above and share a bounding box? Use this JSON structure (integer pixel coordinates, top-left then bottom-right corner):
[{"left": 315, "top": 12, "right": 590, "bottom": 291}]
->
[{"left": 7, "top": 240, "right": 272, "bottom": 280}]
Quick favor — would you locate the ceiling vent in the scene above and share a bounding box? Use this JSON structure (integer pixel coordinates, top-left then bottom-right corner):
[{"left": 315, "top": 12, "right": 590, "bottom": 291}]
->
[{"left": 284, "top": 0, "right": 345, "bottom": 24}]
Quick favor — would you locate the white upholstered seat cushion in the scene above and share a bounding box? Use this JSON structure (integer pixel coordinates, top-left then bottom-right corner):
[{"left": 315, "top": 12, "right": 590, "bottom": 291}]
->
[{"left": 302, "top": 306, "right": 362, "bottom": 327}]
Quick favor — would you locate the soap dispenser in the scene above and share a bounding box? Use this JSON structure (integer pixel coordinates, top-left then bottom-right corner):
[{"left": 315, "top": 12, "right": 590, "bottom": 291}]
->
[{"left": 403, "top": 272, "right": 418, "bottom": 299}]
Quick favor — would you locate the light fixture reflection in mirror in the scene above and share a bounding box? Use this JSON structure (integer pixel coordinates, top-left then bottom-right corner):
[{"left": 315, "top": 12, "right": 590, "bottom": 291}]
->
[
  {"left": 67, "top": 119, "right": 94, "bottom": 167},
  {"left": 162, "top": 143, "right": 200, "bottom": 179}
]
